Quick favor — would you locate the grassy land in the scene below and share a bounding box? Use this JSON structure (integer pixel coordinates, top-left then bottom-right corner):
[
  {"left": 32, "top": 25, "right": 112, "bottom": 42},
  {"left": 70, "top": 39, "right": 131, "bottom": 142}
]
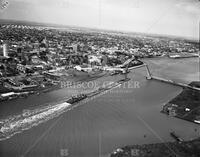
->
[{"left": 162, "top": 81, "right": 200, "bottom": 124}]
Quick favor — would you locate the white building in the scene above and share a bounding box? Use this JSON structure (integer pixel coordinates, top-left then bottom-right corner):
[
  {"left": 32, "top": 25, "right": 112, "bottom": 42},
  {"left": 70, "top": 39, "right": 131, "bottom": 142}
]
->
[
  {"left": 88, "top": 55, "right": 101, "bottom": 65},
  {"left": 3, "top": 43, "right": 8, "bottom": 57}
]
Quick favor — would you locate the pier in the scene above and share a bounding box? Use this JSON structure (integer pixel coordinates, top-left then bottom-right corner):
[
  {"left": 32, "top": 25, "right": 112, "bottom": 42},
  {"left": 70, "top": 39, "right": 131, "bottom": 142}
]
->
[
  {"left": 143, "top": 64, "right": 200, "bottom": 91},
  {"left": 149, "top": 76, "right": 200, "bottom": 91}
]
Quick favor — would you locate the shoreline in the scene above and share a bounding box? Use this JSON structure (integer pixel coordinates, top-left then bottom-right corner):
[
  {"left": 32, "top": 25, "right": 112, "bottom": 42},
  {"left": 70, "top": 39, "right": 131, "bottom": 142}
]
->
[
  {"left": 0, "top": 77, "right": 129, "bottom": 141},
  {"left": 0, "top": 71, "right": 108, "bottom": 102},
  {"left": 161, "top": 81, "right": 200, "bottom": 125},
  {"left": 110, "top": 137, "right": 200, "bottom": 157}
]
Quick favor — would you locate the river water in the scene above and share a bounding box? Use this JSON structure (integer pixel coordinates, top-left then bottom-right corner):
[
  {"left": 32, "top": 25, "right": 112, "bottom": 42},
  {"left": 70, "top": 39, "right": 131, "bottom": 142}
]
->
[{"left": 0, "top": 57, "right": 200, "bottom": 157}]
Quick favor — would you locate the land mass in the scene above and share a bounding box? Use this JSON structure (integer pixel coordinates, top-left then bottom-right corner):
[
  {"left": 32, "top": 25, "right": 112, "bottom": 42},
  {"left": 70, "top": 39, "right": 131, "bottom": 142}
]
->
[
  {"left": 162, "top": 81, "right": 200, "bottom": 124},
  {"left": 110, "top": 137, "right": 200, "bottom": 157}
]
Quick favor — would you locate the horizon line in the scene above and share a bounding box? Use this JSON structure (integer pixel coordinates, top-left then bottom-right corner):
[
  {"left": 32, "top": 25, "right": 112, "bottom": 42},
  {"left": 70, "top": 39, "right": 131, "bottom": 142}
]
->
[{"left": 0, "top": 18, "right": 199, "bottom": 42}]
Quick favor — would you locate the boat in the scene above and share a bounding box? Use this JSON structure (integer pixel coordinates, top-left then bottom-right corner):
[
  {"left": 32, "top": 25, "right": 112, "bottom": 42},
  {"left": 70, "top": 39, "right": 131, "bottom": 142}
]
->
[{"left": 66, "top": 94, "right": 87, "bottom": 104}]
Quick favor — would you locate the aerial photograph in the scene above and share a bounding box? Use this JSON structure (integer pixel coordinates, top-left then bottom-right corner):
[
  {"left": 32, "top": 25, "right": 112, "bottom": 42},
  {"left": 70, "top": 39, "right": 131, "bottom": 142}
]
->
[{"left": 0, "top": 0, "right": 200, "bottom": 157}]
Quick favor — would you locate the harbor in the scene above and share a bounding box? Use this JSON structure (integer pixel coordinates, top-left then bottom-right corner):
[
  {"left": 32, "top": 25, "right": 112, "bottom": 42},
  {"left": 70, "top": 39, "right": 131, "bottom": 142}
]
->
[{"left": 0, "top": 57, "right": 200, "bottom": 157}]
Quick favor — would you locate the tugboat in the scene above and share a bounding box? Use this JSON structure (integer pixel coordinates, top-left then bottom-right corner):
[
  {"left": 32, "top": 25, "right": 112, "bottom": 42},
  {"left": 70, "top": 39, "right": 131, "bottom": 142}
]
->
[{"left": 66, "top": 94, "right": 87, "bottom": 104}]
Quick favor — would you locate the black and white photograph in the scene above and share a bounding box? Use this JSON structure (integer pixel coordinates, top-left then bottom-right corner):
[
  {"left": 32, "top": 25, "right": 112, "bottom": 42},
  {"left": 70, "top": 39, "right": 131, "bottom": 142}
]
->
[{"left": 0, "top": 0, "right": 200, "bottom": 156}]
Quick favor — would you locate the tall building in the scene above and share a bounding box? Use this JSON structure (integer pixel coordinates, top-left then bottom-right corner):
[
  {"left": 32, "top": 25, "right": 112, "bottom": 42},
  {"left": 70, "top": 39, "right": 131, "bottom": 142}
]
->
[{"left": 3, "top": 43, "right": 8, "bottom": 57}]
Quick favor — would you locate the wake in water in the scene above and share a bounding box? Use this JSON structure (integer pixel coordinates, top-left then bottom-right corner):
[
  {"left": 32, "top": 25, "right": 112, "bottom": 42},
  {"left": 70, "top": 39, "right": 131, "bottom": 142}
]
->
[
  {"left": 0, "top": 102, "right": 72, "bottom": 141},
  {"left": 0, "top": 78, "right": 126, "bottom": 142}
]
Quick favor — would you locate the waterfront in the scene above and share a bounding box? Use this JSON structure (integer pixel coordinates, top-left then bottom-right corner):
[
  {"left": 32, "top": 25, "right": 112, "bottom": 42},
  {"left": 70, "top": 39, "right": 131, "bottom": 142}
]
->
[{"left": 0, "top": 57, "right": 200, "bottom": 157}]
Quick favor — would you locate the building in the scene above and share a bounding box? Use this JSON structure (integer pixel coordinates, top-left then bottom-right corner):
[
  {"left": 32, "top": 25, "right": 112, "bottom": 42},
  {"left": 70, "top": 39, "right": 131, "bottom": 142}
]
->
[
  {"left": 3, "top": 43, "right": 8, "bottom": 57},
  {"left": 17, "top": 47, "right": 25, "bottom": 60},
  {"left": 16, "top": 64, "right": 26, "bottom": 73},
  {"left": 72, "top": 44, "right": 78, "bottom": 53},
  {"left": 88, "top": 55, "right": 101, "bottom": 66},
  {"left": 101, "top": 55, "right": 108, "bottom": 66}
]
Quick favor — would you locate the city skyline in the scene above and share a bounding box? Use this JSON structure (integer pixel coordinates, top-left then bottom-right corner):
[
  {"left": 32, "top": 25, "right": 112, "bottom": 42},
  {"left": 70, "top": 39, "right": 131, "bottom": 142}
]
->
[{"left": 0, "top": 0, "right": 200, "bottom": 39}]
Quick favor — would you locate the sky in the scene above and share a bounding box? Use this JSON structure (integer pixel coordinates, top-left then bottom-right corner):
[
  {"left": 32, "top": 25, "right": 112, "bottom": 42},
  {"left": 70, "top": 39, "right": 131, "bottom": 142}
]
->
[{"left": 0, "top": 0, "right": 200, "bottom": 39}]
